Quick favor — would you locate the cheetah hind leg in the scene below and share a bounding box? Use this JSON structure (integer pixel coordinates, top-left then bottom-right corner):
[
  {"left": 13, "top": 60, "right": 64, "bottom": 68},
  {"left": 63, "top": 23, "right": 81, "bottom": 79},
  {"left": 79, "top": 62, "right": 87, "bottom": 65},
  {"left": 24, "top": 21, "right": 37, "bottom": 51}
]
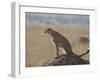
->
[{"left": 64, "top": 47, "right": 74, "bottom": 56}]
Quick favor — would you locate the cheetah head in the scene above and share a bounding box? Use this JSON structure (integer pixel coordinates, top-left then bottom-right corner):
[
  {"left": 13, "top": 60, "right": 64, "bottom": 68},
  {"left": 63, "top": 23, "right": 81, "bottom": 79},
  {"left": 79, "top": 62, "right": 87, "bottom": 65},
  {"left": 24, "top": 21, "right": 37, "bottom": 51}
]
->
[{"left": 44, "top": 28, "right": 53, "bottom": 34}]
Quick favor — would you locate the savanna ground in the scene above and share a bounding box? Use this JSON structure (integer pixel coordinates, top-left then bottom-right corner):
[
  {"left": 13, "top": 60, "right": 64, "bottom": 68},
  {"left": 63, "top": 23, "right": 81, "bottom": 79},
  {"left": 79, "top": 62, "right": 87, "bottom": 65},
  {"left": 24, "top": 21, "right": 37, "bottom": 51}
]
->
[{"left": 26, "top": 26, "right": 89, "bottom": 67}]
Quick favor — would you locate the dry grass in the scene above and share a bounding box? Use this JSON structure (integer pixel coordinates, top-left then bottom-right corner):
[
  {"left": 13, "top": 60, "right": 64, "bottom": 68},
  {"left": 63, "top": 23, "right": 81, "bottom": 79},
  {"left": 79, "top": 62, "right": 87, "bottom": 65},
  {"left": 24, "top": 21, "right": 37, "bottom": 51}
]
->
[{"left": 26, "top": 26, "right": 89, "bottom": 67}]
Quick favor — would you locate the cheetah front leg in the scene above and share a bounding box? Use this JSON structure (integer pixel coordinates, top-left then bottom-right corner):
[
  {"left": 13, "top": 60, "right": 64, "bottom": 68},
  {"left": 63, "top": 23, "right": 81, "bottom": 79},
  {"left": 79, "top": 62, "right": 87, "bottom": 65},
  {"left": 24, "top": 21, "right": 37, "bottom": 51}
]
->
[{"left": 55, "top": 44, "right": 59, "bottom": 57}]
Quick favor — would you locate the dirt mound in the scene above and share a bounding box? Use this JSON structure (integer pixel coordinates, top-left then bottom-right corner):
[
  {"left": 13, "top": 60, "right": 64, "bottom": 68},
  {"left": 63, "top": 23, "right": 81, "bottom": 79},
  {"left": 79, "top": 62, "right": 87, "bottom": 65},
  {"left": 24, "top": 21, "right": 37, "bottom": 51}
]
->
[{"left": 43, "top": 54, "right": 89, "bottom": 66}]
